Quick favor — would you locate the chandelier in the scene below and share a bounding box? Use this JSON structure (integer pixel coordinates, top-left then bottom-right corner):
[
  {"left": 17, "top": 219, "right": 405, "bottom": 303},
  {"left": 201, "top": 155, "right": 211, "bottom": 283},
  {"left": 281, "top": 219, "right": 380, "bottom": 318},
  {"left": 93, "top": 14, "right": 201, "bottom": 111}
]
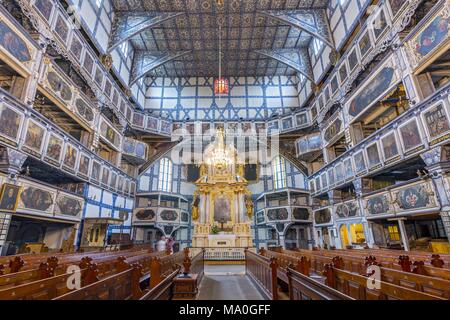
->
[
  {"left": 204, "top": 128, "right": 234, "bottom": 170},
  {"left": 214, "top": 1, "right": 229, "bottom": 96}
]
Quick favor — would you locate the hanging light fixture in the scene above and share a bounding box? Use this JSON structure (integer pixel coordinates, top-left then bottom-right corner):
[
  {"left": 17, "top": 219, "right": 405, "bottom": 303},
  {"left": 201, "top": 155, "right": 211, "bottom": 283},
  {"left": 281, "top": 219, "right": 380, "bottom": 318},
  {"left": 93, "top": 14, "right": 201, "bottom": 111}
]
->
[{"left": 214, "top": 0, "right": 229, "bottom": 96}]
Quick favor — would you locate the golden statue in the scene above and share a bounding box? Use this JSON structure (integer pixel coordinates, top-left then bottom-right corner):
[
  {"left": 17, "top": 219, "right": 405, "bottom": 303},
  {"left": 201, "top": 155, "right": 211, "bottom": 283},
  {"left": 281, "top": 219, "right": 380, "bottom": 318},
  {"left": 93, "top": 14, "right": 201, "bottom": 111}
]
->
[
  {"left": 245, "top": 195, "right": 254, "bottom": 218},
  {"left": 192, "top": 194, "right": 199, "bottom": 221}
]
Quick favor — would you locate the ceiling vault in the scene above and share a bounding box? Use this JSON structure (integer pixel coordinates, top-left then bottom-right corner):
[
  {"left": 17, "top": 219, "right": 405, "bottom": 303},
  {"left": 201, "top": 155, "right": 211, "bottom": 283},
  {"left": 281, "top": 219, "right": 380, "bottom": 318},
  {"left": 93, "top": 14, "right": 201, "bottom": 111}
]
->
[
  {"left": 254, "top": 49, "right": 314, "bottom": 83},
  {"left": 258, "top": 10, "right": 335, "bottom": 49},
  {"left": 130, "top": 50, "right": 192, "bottom": 85},
  {"left": 107, "top": 12, "right": 185, "bottom": 53}
]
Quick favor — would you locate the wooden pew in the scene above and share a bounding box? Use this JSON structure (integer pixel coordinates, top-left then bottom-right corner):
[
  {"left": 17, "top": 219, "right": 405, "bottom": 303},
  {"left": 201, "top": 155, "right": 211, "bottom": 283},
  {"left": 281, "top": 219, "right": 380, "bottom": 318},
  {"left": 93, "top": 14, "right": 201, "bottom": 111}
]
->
[
  {"left": 139, "top": 269, "right": 180, "bottom": 300},
  {"left": 266, "top": 249, "right": 450, "bottom": 299},
  {"left": 245, "top": 249, "right": 278, "bottom": 300},
  {"left": 55, "top": 264, "right": 144, "bottom": 300}
]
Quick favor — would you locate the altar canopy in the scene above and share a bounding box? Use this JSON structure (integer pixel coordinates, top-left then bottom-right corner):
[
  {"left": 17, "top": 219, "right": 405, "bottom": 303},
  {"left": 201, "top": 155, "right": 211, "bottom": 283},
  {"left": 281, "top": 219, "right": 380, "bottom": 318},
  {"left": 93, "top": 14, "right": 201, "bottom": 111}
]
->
[{"left": 192, "top": 129, "right": 253, "bottom": 248}]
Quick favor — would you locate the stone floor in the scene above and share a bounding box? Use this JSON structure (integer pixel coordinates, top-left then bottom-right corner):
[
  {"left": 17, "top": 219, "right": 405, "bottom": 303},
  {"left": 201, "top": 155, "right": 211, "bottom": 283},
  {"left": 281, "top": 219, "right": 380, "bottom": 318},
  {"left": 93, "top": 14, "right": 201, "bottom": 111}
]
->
[{"left": 197, "top": 265, "right": 265, "bottom": 300}]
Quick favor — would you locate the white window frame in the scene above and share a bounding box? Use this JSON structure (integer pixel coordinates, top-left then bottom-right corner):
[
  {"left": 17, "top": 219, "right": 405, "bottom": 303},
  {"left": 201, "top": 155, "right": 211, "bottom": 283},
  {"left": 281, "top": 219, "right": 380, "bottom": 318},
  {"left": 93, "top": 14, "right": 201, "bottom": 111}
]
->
[
  {"left": 272, "top": 156, "right": 287, "bottom": 190},
  {"left": 157, "top": 158, "right": 173, "bottom": 192}
]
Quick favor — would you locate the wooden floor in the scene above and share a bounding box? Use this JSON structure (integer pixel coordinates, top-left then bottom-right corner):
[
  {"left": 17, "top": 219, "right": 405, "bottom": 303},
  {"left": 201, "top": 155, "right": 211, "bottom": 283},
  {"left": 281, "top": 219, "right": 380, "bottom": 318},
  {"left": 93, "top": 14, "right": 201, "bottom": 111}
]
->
[{"left": 197, "top": 265, "right": 264, "bottom": 300}]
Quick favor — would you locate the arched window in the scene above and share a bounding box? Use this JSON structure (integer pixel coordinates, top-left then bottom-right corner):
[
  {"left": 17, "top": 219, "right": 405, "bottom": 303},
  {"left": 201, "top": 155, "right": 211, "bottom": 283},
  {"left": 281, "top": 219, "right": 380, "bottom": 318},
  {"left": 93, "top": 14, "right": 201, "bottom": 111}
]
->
[
  {"left": 272, "top": 156, "right": 287, "bottom": 189},
  {"left": 158, "top": 158, "right": 172, "bottom": 192}
]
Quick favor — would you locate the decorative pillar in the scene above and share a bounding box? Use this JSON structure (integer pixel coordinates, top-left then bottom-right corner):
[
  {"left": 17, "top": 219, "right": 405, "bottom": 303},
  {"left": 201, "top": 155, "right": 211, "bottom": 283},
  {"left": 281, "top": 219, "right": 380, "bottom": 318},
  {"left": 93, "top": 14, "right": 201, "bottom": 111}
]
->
[
  {"left": 397, "top": 218, "right": 410, "bottom": 252},
  {"left": 306, "top": 225, "right": 313, "bottom": 250}
]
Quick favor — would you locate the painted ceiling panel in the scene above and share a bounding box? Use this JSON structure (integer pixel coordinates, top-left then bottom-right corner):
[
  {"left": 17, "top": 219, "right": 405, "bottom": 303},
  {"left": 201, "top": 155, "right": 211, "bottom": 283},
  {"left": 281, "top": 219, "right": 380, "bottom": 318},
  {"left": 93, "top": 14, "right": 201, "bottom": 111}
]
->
[{"left": 111, "top": 0, "right": 329, "bottom": 77}]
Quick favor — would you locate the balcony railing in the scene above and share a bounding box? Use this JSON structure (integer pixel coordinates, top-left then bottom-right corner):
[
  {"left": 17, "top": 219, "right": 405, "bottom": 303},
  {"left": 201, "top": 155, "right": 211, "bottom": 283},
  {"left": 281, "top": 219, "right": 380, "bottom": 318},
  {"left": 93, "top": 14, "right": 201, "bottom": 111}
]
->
[
  {"left": 309, "top": 81, "right": 450, "bottom": 196},
  {"left": 16, "top": 0, "right": 172, "bottom": 137},
  {"left": 0, "top": 88, "right": 135, "bottom": 196}
]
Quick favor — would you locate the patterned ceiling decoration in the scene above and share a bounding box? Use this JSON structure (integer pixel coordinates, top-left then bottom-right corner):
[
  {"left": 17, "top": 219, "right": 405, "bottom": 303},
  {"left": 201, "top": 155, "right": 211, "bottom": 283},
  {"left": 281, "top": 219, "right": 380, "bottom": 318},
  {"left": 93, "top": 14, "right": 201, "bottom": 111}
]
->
[
  {"left": 107, "top": 12, "right": 184, "bottom": 53},
  {"left": 254, "top": 48, "right": 313, "bottom": 82},
  {"left": 130, "top": 50, "right": 192, "bottom": 85},
  {"left": 258, "top": 10, "right": 334, "bottom": 48},
  {"left": 111, "top": 0, "right": 329, "bottom": 77}
]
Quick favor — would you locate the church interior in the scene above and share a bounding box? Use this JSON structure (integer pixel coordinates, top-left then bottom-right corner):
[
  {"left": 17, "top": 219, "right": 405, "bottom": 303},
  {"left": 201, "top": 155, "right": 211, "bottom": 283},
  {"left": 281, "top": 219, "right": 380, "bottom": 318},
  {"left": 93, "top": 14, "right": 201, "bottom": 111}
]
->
[{"left": 0, "top": 0, "right": 448, "bottom": 301}]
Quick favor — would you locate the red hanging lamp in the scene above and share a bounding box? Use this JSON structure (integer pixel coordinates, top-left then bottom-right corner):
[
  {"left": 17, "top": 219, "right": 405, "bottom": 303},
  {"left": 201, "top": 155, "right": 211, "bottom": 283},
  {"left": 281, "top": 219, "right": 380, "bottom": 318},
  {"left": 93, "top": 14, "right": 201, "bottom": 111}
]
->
[{"left": 214, "top": 8, "right": 228, "bottom": 96}]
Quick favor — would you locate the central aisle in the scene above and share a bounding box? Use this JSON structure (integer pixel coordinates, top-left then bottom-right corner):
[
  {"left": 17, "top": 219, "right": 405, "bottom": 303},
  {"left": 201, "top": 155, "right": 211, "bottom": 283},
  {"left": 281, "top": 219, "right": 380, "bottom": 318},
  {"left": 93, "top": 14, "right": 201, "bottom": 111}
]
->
[{"left": 197, "top": 265, "right": 265, "bottom": 300}]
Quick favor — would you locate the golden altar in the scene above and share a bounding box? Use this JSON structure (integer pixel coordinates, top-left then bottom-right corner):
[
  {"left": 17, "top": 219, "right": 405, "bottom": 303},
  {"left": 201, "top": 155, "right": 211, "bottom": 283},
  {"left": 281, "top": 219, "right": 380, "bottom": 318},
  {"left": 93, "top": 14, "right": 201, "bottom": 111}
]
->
[{"left": 191, "top": 129, "right": 253, "bottom": 248}]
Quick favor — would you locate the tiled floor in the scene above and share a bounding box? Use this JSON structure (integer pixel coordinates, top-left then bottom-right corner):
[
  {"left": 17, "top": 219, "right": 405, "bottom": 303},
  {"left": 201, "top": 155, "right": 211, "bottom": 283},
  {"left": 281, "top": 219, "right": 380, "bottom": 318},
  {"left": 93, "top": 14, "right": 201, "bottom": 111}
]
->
[{"left": 197, "top": 265, "right": 264, "bottom": 300}]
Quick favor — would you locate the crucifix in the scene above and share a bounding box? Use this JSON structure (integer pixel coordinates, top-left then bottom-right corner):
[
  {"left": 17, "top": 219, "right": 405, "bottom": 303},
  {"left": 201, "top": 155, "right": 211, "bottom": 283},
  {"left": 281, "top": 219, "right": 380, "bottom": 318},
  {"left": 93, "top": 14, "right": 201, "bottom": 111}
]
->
[{"left": 219, "top": 217, "right": 226, "bottom": 231}]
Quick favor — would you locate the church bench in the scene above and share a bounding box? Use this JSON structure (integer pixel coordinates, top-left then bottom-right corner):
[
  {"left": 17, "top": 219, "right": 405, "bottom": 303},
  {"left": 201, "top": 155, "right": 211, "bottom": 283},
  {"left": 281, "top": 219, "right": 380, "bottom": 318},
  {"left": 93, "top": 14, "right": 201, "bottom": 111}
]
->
[
  {"left": 245, "top": 249, "right": 278, "bottom": 300},
  {"left": 54, "top": 264, "right": 144, "bottom": 300},
  {"left": 286, "top": 267, "right": 353, "bottom": 300},
  {"left": 268, "top": 249, "right": 450, "bottom": 299},
  {"left": 0, "top": 250, "right": 162, "bottom": 289},
  {"left": 0, "top": 251, "right": 164, "bottom": 299},
  {"left": 139, "top": 268, "right": 180, "bottom": 300},
  {"left": 149, "top": 251, "right": 185, "bottom": 288},
  {"left": 325, "top": 266, "right": 446, "bottom": 300},
  {"left": 288, "top": 249, "right": 450, "bottom": 280}
]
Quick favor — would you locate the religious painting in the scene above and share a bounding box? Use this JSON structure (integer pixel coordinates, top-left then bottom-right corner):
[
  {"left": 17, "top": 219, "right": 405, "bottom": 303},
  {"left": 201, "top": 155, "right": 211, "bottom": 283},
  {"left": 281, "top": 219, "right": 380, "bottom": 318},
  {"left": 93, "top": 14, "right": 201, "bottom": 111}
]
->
[
  {"left": 268, "top": 120, "right": 279, "bottom": 133},
  {"left": 147, "top": 117, "right": 158, "bottom": 131},
  {"left": 181, "top": 211, "right": 189, "bottom": 222},
  {"left": 348, "top": 48, "right": 359, "bottom": 72},
  {"left": 414, "top": 15, "right": 449, "bottom": 58},
  {"left": 75, "top": 98, "right": 94, "bottom": 123},
  {"left": 33, "top": 0, "right": 53, "bottom": 21},
  {"left": 309, "top": 134, "right": 322, "bottom": 150},
  {"left": 256, "top": 211, "right": 265, "bottom": 224},
  {"left": 255, "top": 122, "right": 266, "bottom": 133},
  {"left": 56, "top": 195, "right": 82, "bottom": 217},
  {"left": 135, "top": 209, "right": 155, "bottom": 221},
  {"left": 330, "top": 76, "right": 338, "bottom": 94},
  {"left": 311, "top": 105, "right": 317, "bottom": 119},
  {"left": 339, "top": 63, "right": 348, "bottom": 84},
  {"left": 0, "top": 183, "right": 21, "bottom": 212},
  {"left": 314, "top": 208, "right": 332, "bottom": 225},
  {"left": 132, "top": 113, "right": 144, "bottom": 127},
  {"left": 83, "top": 51, "right": 94, "bottom": 75},
  {"left": 422, "top": 103, "right": 450, "bottom": 141},
  {"left": 328, "top": 169, "right": 335, "bottom": 186},
  {"left": 335, "top": 203, "right": 349, "bottom": 219},
  {"left": 315, "top": 177, "right": 321, "bottom": 191},
  {"left": 161, "top": 120, "right": 171, "bottom": 133},
  {"left": 349, "top": 67, "right": 395, "bottom": 117},
  {"left": 160, "top": 210, "right": 178, "bottom": 221},
  {"left": 123, "top": 138, "right": 135, "bottom": 155},
  {"left": 69, "top": 33, "right": 83, "bottom": 61},
  {"left": 388, "top": 0, "right": 407, "bottom": 18},
  {"left": 19, "top": 186, "right": 53, "bottom": 212},
  {"left": 202, "top": 123, "right": 211, "bottom": 134},
  {"left": 0, "top": 104, "right": 22, "bottom": 144},
  {"left": 381, "top": 133, "right": 399, "bottom": 160},
  {"left": 23, "top": 119, "right": 45, "bottom": 155},
  {"left": 94, "top": 66, "right": 104, "bottom": 88},
  {"left": 100, "top": 118, "right": 120, "bottom": 149},
  {"left": 324, "top": 86, "right": 330, "bottom": 102},
  {"left": 77, "top": 153, "right": 90, "bottom": 177},
  {"left": 267, "top": 208, "right": 288, "bottom": 221},
  {"left": 323, "top": 118, "right": 342, "bottom": 144},
  {"left": 117, "top": 176, "right": 124, "bottom": 192},
  {"left": 292, "top": 208, "right": 309, "bottom": 220},
  {"left": 335, "top": 163, "right": 344, "bottom": 182},
  {"left": 214, "top": 195, "right": 231, "bottom": 222},
  {"left": 309, "top": 180, "right": 315, "bottom": 193},
  {"left": 297, "top": 139, "right": 308, "bottom": 154},
  {"left": 63, "top": 144, "right": 77, "bottom": 169},
  {"left": 358, "top": 31, "right": 372, "bottom": 58},
  {"left": 321, "top": 173, "right": 328, "bottom": 189},
  {"left": 54, "top": 14, "right": 69, "bottom": 44},
  {"left": 135, "top": 142, "right": 146, "bottom": 159},
  {"left": 101, "top": 167, "right": 110, "bottom": 185},
  {"left": 104, "top": 79, "right": 112, "bottom": 98},
  {"left": 112, "top": 90, "right": 119, "bottom": 106},
  {"left": 47, "top": 71, "right": 72, "bottom": 102},
  {"left": 344, "top": 158, "right": 353, "bottom": 179},
  {"left": 354, "top": 151, "right": 366, "bottom": 173},
  {"left": 367, "top": 195, "right": 390, "bottom": 215},
  {"left": 366, "top": 143, "right": 381, "bottom": 168},
  {"left": 372, "top": 8, "right": 388, "bottom": 40},
  {"left": 186, "top": 123, "right": 195, "bottom": 135},
  {"left": 91, "top": 161, "right": 101, "bottom": 182},
  {"left": 110, "top": 172, "right": 117, "bottom": 189},
  {"left": 399, "top": 119, "right": 422, "bottom": 152},
  {"left": 120, "top": 100, "right": 126, "bottom": 115},
  {"left": 45, "top": 134, "right": 63, "bottom": 164},
  {"left": 396, "top": 185, "right": 431, "bottom": 210},
  {"left": 0, "top": 21, "right": 31, "bottom": 62},
  {"left": 335, "top": 202, "right": 359, "bottom": 219},
  {"left": 282, "top": 117, "right": 293, "bottom": 130}
]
